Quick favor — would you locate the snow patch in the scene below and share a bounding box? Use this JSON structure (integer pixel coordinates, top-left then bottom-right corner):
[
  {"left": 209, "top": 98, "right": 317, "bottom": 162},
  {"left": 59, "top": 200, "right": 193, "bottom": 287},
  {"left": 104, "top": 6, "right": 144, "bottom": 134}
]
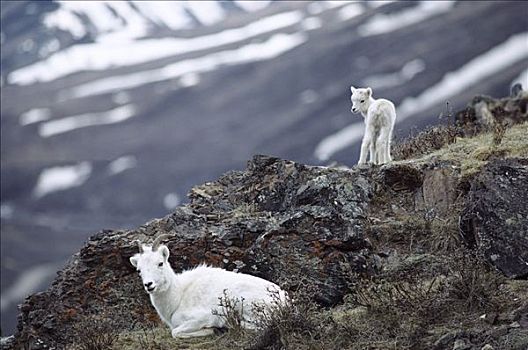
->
[
  {"left": 0, "top": 263, "right": 59, "bottom": 311},
  {"left": 0, "top": 203, "right": 14, "bottom": 219},
  {"left": 358, "top": 1, "right": 456, "bottom": 37},
  {"left": 112, "top": 91, "right": 131, "bottom": 104},
  {"left": 367, "top": 0, "right": 397, "bottom": 8},
  {"left": 33, "top": 162, "right": 92, "bottom": 198},
  {"left": 314, "top": 32, "right": 528, "bottom": 162},
  {"left": 302, "top": 17, "right": 322, "bottom": 31},
  {"left": 8, "top": 11, "right": 303, "bottom": 85},
  {"left": 300, "top": 89, "right": 318, "bottom": 104},
  {"left": 338, "top": 3, "right": 365, "bottom": 21},
  {"left": 314, "top": 121, "right": 364, "bottom": 162},
  {"left": 96, "top": 1, "right": 150, "bottom": 43},
  {"left": 325, "top": 1, "right": 355, "bottom": 9},
  {"left": 362, "top": 58, "right": 425, "bottom": 89},
  {"left": 65, "top": 33, "right": 307, "bottom": 98},
  {"left": 163, "top": 193, "right": 181, "bottom": 210},
  {"left": 57, "top": 1, "right": 122, "bottom": 34},
  {"left": 235, "top": 0, "right": 271, "bottom": 12},
  {"left": 180, "top": 72, "right": 200, "bottom": 87},
  {"left": 397, "top": 32, "right": 528, "bottom": 120},
  {"left": 307, "top": 2, "right": 326, "bottom": 15},
  {"left": 19, "top": 108, "right": 51, "bottom": 126},
  {"left": 185, "top": 1, "right": 225, "bottom": 26},
  {"left": 38, "top": 39, "right": 61, "bottom": 58},
  {"left": 39, "top": 104, "right": 136, "bottom": 137},
  {"left": 107, "top": 155, "right": 137, "bottom": 175},
  {"left": 132, "top": 1, "right": 191, "bottom": 30},
  {"left": 42, "top": 7, "right": 86, "bottom": 39}
]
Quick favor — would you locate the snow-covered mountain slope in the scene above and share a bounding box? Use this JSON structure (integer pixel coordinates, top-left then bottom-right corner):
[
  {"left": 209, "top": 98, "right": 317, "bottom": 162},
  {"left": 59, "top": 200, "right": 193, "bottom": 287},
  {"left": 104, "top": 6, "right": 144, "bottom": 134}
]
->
[
  {"left": 1, "top": 0, "right": 527, "bottom": 336},
  {"left": 0, "top": 0, "right": 276, "bottom": 75}
]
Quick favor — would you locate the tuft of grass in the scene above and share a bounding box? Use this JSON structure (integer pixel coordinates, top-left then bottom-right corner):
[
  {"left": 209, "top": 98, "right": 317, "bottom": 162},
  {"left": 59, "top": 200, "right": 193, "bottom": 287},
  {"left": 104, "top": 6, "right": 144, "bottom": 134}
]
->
[
  {"left": 393, "top": 124, "right": 461, "bottom": 161},
  {"left": 115, "top": 325, "right": 218, "bottom": 350},
  {"left": 406, "top": 122, "right": 528, "bottom": 176},
  {"left": 246, "top": 288, "right": 327, "bottom": 350}
]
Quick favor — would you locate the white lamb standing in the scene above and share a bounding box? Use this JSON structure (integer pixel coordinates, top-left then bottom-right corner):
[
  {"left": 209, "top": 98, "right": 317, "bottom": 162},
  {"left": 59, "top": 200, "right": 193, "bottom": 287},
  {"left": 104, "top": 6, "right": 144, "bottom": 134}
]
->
[
  {"left": 350, "top": 86, "right": 396, "bottom": 165},
  {"left": 129, "top": 235, "right": 286, "bottom": 338}
]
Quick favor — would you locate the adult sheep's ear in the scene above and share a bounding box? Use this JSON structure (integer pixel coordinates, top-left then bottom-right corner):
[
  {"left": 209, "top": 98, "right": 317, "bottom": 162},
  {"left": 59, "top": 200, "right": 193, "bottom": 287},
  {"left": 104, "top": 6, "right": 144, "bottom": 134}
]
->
[
  {"left": 130, "top": 255, "right": 139, "bottom": 268},
  {"left": 366, "top": 87, "right": 372, "bottom": 96},
  {"left": 159, "top": 245, "right": 170, "bottom": 261}
]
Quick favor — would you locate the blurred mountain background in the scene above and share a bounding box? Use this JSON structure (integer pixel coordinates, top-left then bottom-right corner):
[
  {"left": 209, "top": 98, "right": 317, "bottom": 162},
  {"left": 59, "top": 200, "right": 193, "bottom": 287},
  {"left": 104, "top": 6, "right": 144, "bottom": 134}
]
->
[{"left": 1, "top": 0, "right": 527, "bottom": 336}]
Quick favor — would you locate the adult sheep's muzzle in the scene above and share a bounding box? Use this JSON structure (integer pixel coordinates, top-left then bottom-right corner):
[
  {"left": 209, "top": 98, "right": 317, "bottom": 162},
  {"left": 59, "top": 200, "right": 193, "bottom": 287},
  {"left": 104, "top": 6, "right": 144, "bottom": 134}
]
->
[{"left": 144, "top": 281, "right": 156, "bottom": 293}]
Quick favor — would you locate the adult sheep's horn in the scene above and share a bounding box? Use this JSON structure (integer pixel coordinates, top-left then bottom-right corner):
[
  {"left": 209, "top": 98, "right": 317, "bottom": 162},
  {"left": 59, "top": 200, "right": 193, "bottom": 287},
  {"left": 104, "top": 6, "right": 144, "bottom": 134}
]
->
[
  {"left": 135, "top": 240, "right": 144, "bottom": 254},
  {"left": 152, "top": 234, "right": 172, "bottom": 251}
]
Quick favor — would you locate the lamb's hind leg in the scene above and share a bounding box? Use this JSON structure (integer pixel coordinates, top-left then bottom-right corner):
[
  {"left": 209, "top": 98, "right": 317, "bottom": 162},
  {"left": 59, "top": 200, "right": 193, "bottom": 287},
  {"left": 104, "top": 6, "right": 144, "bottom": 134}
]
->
[
  {"left": 386, "top": 129, "right": 393, "bottom": 162},
  {"left": 375, "top": 142, "right": 384, "bottom": 165},
  {"left": 377, "top": 128, "right": 390, "bottom": 164},
  {"left": 369, "top": 138, "right": 378, "bottom": 164}
]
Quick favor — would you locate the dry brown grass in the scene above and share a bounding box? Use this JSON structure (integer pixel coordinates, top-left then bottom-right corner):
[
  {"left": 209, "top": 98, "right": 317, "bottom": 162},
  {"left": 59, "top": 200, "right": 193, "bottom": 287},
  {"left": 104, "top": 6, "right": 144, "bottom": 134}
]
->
[{"left": 393, "top": 124, "right": 462, "bottom": 161}]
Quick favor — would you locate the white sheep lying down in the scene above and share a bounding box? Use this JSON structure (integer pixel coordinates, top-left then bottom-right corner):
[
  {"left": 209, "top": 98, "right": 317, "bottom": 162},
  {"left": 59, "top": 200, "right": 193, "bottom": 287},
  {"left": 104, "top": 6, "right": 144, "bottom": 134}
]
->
[{"left": 130, "top": 235, "right": 286, "bottom": 338}]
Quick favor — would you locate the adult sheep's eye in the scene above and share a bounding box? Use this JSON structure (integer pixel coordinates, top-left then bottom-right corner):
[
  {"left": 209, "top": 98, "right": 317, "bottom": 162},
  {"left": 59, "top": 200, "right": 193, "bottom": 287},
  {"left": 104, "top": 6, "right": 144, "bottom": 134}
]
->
[
  {"left": 158, "top": 262, "right": 163, "bottom": 267},
  {"left": 361, "top": 100, "right": 365, "bottom": 103}
]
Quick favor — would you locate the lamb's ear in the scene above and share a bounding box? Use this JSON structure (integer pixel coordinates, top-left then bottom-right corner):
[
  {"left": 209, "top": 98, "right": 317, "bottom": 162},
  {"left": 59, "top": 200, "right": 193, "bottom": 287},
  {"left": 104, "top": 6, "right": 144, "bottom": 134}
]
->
[
  {"left": 130, "top": 254, "right": 139, "bottom": 268},
  {"left": 366, "top": 87, "right": 372, "bottom": 96},
  {"left": 350, "top": 85, "right": 356, "bottom": 93},
  {"left": 159, "top": 245, "right": 170, "bottom": 261}
]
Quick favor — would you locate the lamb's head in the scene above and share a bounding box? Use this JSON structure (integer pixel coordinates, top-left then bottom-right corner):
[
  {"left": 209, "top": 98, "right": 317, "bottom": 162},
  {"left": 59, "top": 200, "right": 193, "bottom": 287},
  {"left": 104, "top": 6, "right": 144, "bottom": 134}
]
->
[
  {"left": 130, "top": 235, "right": 172, "bottom": 294},
  {"left": 350, "top": 86, "right": 372, "bottom": 114}
]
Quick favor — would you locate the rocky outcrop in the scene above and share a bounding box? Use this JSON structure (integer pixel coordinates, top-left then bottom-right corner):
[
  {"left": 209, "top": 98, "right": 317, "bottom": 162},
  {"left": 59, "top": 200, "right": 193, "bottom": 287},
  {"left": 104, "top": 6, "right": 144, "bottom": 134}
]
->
[
  {"left": 9, "top": 94, "right": 528, "bottom": 349},
  {"left": 456, "top": 91, "right": 528, "bottom": 134},
  {"left": 461, "top": 159, "right": 528, "bottom": 278},
  {"left": 12, "top": 155, "right": 383, "bottom": 349}
]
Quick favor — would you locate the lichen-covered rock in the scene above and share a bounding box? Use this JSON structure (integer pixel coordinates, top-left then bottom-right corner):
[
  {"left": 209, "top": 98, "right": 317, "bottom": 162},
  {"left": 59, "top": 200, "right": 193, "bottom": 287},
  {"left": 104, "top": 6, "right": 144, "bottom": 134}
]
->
[
  {"left": 11, "top": 155, "right": 379, "bottom": 349},
  {"left": 460, "top": 159, "right": 528, "bottom": 278}
]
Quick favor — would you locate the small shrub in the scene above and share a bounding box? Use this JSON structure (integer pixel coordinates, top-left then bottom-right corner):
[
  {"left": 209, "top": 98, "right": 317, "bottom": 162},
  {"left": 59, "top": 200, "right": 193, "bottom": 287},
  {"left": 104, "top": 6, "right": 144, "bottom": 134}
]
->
[
  {"left": 212, "top": 289, "right": 248, "bottom": 337},
  {"left": 492, "top": 121, "right": 506, "bottom": 146},
  {"left": 446, "top": 251, "right": 506, "bottom": 311},
  {"left": 72, "top": 312, "right": 121, "bottom": 350},
  {"left": 133, "top": 321, "right": 168, "bottom": 350},
  {"left": 248, "top": 287, "right": 324, "bottom": 350},
  {"left": 427, "top": 215, "right": 461, "bottom": 253},
  {"left": 213, "top": 283, "right": 344, "bottom": 350}
]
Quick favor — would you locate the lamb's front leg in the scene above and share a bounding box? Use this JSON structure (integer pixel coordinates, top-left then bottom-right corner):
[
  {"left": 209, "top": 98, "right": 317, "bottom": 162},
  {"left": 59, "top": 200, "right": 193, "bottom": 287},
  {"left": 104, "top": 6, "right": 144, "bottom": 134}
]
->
[
  {"left": 375, "top": 126, "right": 393, "bottom": 164},
  {"left": 171, "top": 310, "right": 222, "bottom": 338}
]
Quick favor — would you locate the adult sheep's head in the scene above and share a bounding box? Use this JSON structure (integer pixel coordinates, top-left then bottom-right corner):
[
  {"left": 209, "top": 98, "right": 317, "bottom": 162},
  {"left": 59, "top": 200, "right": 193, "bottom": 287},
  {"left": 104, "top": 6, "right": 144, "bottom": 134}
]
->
[{"left": 130, "top": 234, "right": 172, "bottom": 294}]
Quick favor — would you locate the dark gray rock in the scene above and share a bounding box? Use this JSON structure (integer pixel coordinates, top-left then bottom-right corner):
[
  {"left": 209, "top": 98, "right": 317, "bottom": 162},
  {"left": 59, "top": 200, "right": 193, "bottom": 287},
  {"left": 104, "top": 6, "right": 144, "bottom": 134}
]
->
[
  {"left": 511, "top": 83, "right": 523, "bottom": 98},
  {"left": 460, "top": 159, "right": 528, "bottom": 279}
]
